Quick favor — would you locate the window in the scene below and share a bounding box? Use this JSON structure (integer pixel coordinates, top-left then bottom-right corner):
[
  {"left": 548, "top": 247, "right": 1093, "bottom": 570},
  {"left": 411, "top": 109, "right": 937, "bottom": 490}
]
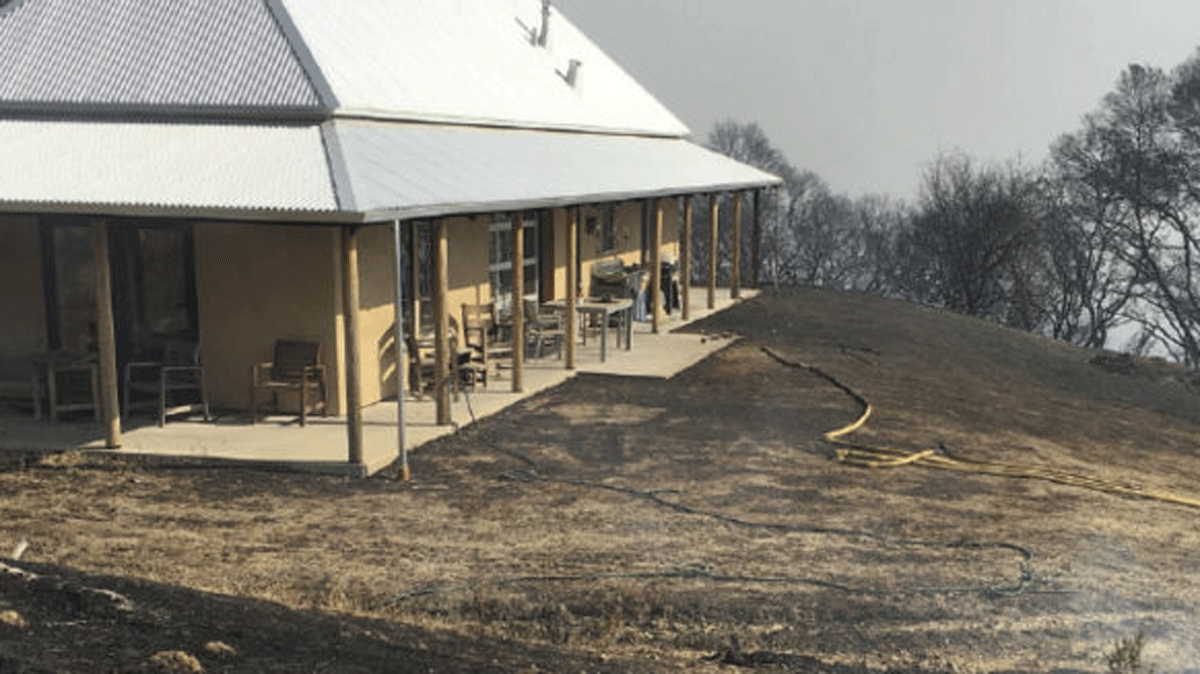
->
[
  {"left": 599, "top": 204, "right": 616, "bottom": 253},
  {"left": 488, "top": 215, "right": 538, "bottom": 315},
  {"left": 51, "top": 222, "right": 96, "bottom": 355},
  {"left": 400, "top": 221, "right": 433, "bottom": 333}
]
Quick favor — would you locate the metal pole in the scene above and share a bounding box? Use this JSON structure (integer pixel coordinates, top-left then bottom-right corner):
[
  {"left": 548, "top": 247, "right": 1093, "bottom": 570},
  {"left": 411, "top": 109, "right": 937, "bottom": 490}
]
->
[{"left": 393, "top": 220, "right": 410, "bottom": 481}]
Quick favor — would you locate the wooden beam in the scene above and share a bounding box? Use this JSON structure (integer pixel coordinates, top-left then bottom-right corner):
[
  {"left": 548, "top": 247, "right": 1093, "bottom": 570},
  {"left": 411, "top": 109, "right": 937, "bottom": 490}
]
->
[
  {"left": 731, "top": 192, "right": 742, "bottom": 299},
  {"left": 511, "top": 214, "right": 524, "bottom": 393},
  {"left": 681, "top": 196, "right": 692, "bottom": 321},
  {"left": 651, "top": 198, "right": 663, "bottom": 334},
  {"left": 433, "top": 219, "right": 451, "bottom": 425},
  {"left": 565, "top": 208, "right": 578, "bottom": 370},
  {"left": 341, "top": 226, "right": 364, "bottom": 465},
  {"left": 410, "top": 221, "right": 422, "bottom": 337},
  {"left": 90, "top": 220, "right": 120, "bottom": 448},
  {"left": 708, "top": 194, "right": 718, "bottom": 310},
  {"left": 752, "top": 189, "right": 762, "bottom": 288},
  {"left": 392, "top": 220, "right": 410, "bottom": 481}
]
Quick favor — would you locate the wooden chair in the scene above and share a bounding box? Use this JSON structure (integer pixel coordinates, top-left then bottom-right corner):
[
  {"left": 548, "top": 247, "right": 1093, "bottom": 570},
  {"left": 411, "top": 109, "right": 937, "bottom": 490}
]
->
[
  {"left": 250, "top": 340, "right": 326, "bottom": 426},
  {"left": 123, "top": 341, "right": 210, "bottom": 427},
  {"left": 450, "top": 316, "right": 487, "bottom": 389},
  {"left": 30, "top": 351, "right": 99, "bottom": 421},
  {"left": 459, "top": 305, "right": 495, "bottom": 388},
  {"left": 524, "top": 298, "right": 564, "bottom": 359},
  {"left": 406, "top": 331, "right": 463, "bottom": 401},
  {"left": 461, "top": 303, "right": 509, "bottom": 378}
]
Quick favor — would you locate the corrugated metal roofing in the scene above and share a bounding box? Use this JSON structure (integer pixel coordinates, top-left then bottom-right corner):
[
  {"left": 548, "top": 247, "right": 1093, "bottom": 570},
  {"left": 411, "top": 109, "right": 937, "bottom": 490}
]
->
[
  {"left": 0, "top": 2, "right": 778, "bottom": 221},
  {"left": 0, "top": 120, "right": 338, "bottom": 215},
  {"left": 279, "top": 0, "right": 689, "bottom": 136},
  {"left": 0, "top": 0, "right": 688, "bottom": 135},
  {"left": 328, "top": 120, "right": 781, "bottom": 219},
  {"left": 0, "top": 118, "right": 776, "bottom": 220},
  {"left": 0, "top": 0, "right": 323, "bottom": 114}
]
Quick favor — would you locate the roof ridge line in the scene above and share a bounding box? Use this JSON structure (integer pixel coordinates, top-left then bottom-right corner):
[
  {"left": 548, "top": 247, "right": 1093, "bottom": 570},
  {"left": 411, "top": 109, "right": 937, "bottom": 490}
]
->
[
  {"left": 264, "top": 0, "right": 338, "bottom": 114},
  {"left": 320, "top": 121, "right": 357, "bottom": 213},
  {"left": 331, "top": 110, "right": 687, "bottom": 141}
]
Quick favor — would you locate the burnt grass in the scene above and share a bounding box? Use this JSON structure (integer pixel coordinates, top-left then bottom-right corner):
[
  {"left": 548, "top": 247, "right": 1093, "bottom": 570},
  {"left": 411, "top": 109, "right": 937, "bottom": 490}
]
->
[{"left": 3, "top": 286, "right": 1200, "bottom": 672}]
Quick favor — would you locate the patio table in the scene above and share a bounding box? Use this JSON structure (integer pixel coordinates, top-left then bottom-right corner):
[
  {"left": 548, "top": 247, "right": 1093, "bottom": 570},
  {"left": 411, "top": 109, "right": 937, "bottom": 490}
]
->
[{"left": 543, "top": 298, "right": 633, "bottom": 363}]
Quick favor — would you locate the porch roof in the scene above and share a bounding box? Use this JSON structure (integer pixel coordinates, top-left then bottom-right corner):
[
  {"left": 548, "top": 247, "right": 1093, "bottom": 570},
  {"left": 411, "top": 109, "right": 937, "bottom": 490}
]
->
[
  {"left": 328, "top": 120, "right": 782, "bottom": 221},
  {"left": 0, "top": 119, "right": 341, "bottom": 219},
  {"left": 0, "top": 118, "right": 780, "bottom": 222}
]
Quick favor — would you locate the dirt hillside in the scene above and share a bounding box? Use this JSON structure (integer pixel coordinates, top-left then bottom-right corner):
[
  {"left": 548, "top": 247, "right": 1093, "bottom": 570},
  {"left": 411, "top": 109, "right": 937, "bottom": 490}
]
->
[{"left": 2, "top": 287, "right": 1199, "bottom": 672}]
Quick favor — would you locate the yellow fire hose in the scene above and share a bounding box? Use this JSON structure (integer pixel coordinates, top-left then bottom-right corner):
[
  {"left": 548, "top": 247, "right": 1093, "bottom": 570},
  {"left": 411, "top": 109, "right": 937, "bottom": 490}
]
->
[{"left": 762, "top": 347, "right": 1200, "bottom": 511}]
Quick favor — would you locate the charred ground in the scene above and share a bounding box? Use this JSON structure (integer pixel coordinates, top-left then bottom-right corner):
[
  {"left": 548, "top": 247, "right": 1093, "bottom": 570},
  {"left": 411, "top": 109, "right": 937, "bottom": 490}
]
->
[{"left": 2, "top": 287, "right": 1199, "bottom": 672}]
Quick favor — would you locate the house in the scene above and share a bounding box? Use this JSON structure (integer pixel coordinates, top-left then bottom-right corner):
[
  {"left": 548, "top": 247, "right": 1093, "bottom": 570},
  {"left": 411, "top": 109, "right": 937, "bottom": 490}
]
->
[{"left": 0, "top": 0, "right": 780, "bottom": 474}]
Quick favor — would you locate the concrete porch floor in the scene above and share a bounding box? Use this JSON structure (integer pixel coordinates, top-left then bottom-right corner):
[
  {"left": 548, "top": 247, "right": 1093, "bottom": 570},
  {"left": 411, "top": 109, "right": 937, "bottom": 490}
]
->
[{"left": 0, "top": 288, "right": 755, "bottom": 476}]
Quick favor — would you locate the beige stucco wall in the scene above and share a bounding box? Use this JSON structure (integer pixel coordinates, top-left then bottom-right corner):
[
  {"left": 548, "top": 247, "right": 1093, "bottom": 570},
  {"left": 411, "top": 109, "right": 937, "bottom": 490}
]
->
[
  {"left": 194, "top": 223, "right": 341, "bottom": 413},
  {"left": 0, "top": 217, "right": 47, "bottom": 369},
  {"left": 444, "top": 217, "right": 492, "bottom": 328},
  {"left": 346, "top": 218, "right": 491, "bottom": 404},
  {"left": 577, "top": 199, "right": 680, "bottom": 298},
  {"left": 660, "top": 197, "right": 682, "bottom": 270},
  {"left": 550, "top": 208, "right": 569, "bottom": 300}
]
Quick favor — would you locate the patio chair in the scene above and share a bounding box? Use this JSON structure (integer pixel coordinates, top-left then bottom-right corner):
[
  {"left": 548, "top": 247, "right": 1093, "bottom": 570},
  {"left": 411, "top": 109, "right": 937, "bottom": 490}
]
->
[
  {"left": 123, "top": 341, "right": 210, "bottom": 427},
  {"left": 405, "top": 330, "right": 466, "bottom": 401},
  {"left": 29, "top": 351, "right": 100, "bottom": 421},
  {"left": 250, "top": 340, "right": 327, "bottom": 426},
  {"left": 460, "top": 303, "right": 500, "bottom": 386},
  {"left": 449, "top": 316, "right": 487, "bottom": 389},
  {"left": 524, "top": 298, "right": 564, "bottom": 359}
]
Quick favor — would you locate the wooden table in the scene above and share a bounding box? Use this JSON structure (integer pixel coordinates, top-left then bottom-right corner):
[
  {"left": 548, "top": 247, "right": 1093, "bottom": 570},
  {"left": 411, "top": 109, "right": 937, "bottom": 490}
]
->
[{"left": 544, "top": 298, "right": 633, "bottom": 363}]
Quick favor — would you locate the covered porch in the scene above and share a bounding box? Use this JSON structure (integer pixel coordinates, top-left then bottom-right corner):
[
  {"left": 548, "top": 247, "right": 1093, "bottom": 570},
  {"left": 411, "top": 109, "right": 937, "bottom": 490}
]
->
[
  {"left": 0, "top": 118, "right": 779, "bottom": 479},
  {"left": 0, "top": 287, "right": 755, "bottom": 476}
]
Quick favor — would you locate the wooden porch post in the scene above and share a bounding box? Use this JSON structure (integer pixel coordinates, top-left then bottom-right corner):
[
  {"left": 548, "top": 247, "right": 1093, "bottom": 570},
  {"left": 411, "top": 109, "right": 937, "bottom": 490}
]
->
[
  {"left": 681, "top": 196, "right": 692, "bottom": 321},
  {"left": 341, "top": 226, "right": 364, "bottom": 465},
  {"left": 511, "top": 214, "right": 524, "bottom": 393},
  {"left": 392, "top": 220, "right": 410, "bottom": 481},
  {"left": 410, "top": 221, "right": 422, "bottom": 337},
  {"left": 565, "top": 207, "right": 578, "bottom": 370},
  {"left": 651, "top": 198, "right": 663, "bottom": 334},
  {"left": 90, "top": 220, "right": 120, "bottom": 448},
  {"left": 752, "top": 189, "right": 762, "bottom": 288},
  {"left": 433, "top": 219, "right": 451, "bottom": 425},
  {"left": 731, "top": 192, "right": 742, "bottom": 299},
  {"left": 708, "top": 194, "right": 718, "bottom": 310}
]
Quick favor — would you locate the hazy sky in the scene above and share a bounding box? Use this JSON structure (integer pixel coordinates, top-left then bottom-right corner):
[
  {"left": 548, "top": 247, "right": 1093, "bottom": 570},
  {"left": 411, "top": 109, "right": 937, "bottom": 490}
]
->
[{"left": 556, "top": 0, "right": 1200, "bottom": 201}]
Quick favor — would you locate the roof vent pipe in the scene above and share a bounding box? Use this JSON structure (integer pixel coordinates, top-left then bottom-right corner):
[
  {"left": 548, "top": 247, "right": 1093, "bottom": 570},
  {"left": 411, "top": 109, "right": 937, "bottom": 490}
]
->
[
  {"left": 537, "top": 0, "right": 551, "bottom": 47},
  {"left": 564, "top": 59, "right": 581, "bottom": 88}
]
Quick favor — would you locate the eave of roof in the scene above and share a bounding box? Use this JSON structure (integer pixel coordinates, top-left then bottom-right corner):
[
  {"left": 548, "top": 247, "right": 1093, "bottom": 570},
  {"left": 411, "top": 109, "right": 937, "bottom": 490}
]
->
[{"left": 0, "top": 119, "right": 779, "bottom": 224}]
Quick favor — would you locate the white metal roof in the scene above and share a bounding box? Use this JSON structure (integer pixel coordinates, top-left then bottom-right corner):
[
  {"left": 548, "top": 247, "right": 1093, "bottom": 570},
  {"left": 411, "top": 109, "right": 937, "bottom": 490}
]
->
[
  {"left": 0, "top": 119, "right": 777, "bottom": 221},
  {"left": 278, "top": 0, "right": 687, "bottom": 136},
  {"left": 328, "top": 120, "right": 780, "bottom": 219},
  {"left": 0, "top": 120, "right": 338, "bottom": 217},
  {"left": 0, "top": 2, "right": 777, "bottom": 221},
  {"left": 0, "top": 0, "right": 687, "bottom": 135},
  {"left": 0, "top": 0, "right": 323, "bottom": 115}
]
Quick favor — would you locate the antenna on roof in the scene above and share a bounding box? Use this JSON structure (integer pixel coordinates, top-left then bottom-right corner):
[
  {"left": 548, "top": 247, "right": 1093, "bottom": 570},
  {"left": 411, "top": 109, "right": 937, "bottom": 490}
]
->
[{"left": 537, "top": 0, "right": 551, "bottom": 47}]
